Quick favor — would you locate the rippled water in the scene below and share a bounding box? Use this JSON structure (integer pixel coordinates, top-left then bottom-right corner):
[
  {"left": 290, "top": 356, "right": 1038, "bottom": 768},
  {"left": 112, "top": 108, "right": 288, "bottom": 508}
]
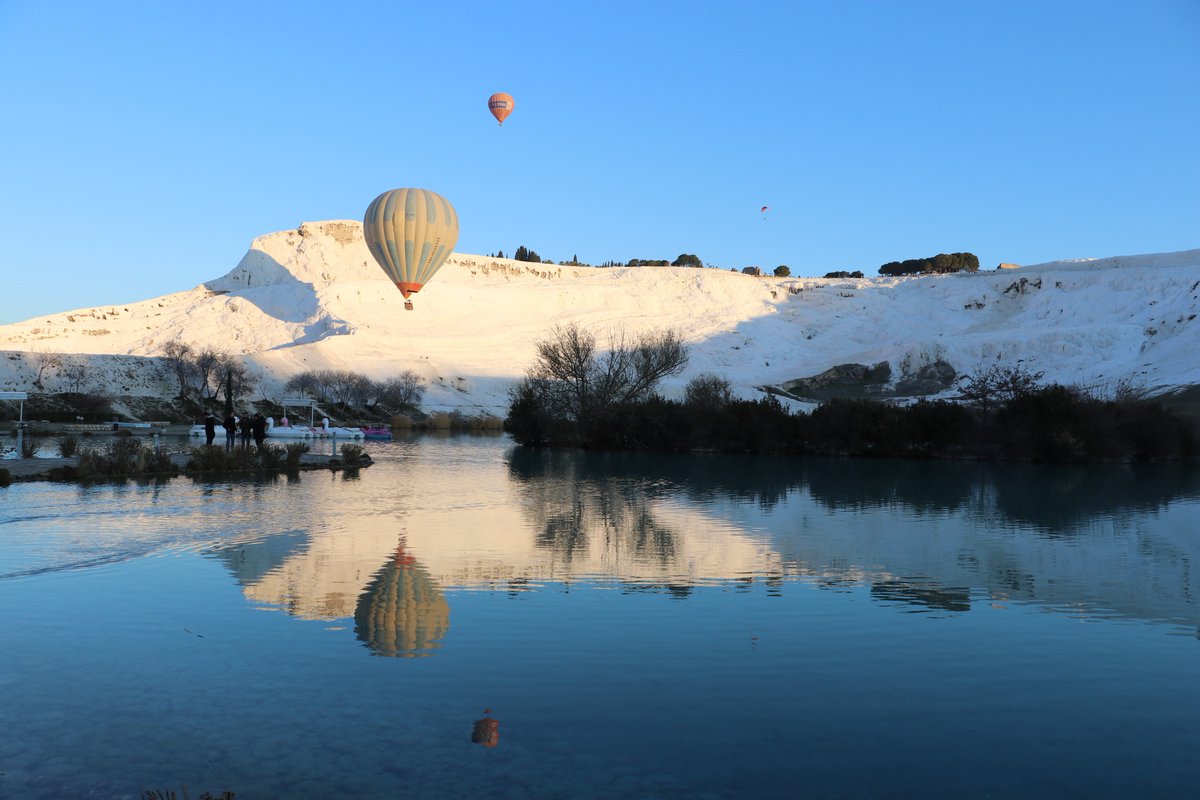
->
[{"left": 2, "top": 436, "right": 1198, "bottom": 799}]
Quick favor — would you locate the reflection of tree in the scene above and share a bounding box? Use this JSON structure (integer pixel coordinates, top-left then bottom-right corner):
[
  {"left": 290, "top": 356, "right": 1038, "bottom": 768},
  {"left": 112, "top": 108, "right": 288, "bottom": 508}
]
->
[
  {"left": 353, "top": 545, "right": 450, "bottom": 657},
  {"left": 804, "top": 458, "right": 979, "bottom": 513},
  {"left": 509, "top": 448, "right": 680, "bottom": 569},
  {"left": 871, "top": 580, "right": 971, "bottom": 612},
  {"left": 508, "top": 447, "right": 806, "bottom": 511},
  {"left": 990, "top": 463, "right": 1200, "bottom": 534}
]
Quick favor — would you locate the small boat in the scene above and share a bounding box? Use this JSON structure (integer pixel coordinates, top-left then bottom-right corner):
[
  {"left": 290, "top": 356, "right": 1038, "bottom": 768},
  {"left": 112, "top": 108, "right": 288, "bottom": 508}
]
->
[{"left": 361, "top": 427, "right": 393, "bottom": 440}]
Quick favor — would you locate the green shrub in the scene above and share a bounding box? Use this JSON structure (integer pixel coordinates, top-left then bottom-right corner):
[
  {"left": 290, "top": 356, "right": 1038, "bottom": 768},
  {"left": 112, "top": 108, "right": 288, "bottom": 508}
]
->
[{"left": 340, "top": 443, "right": 364, "bottom": 465}]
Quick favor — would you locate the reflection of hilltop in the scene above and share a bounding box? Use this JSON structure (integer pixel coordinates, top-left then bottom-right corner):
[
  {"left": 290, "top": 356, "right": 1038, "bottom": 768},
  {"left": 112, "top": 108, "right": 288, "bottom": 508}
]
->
[
  {"left": 201, "top": 439, "right": 1200, "bottom": 636},
  {"left": 354, "top": 546, "right": 450, "bottom": 658},
  {"left": 210, "top": 530, "right": 310, "bottom": 588}
]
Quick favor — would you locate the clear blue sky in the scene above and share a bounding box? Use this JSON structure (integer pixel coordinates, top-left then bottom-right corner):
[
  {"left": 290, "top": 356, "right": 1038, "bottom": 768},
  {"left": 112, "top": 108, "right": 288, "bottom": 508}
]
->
[{"left": 1, "top": 0, "right": 1197, "bottom": 324}]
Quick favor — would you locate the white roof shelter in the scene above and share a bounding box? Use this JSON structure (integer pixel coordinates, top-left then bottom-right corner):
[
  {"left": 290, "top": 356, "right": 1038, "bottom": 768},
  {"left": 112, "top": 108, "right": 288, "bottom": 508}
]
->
[
  {"left": 280, "top": 397, "right": 319, "bottom": 427},
  {"left": 0, "top": 391, "right": 29, "bottom": 427}
]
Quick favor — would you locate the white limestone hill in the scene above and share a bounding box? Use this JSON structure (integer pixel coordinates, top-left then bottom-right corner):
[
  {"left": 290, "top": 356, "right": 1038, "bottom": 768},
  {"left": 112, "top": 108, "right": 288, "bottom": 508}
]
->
[{"left": 1, "top": 219, "right": 1197, "bottom": 416}]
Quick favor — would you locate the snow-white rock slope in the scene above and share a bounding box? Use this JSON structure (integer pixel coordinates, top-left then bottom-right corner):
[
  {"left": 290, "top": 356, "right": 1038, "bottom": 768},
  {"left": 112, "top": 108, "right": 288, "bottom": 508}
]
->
[{"left": 1, "top": 220, "right": 1196, "bottom": 414}]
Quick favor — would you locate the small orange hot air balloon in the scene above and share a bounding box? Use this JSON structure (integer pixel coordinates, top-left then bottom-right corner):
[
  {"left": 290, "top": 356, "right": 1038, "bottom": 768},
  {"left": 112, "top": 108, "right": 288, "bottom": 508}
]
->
[
  {"left": 488, "top": 92, "right": 514, "bottom": 126},
  {"left": 471, "top": 709, "right": 500, "bottom": 747}
]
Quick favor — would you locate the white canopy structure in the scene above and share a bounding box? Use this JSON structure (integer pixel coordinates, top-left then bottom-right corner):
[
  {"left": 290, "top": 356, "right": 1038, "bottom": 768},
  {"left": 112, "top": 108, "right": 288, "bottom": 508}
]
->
[
  {"left": 280, "top": 397, "right": 319, "bottom": 428},
  {"left": 0, "top": 391, "right": 28, "bottom": 428}
]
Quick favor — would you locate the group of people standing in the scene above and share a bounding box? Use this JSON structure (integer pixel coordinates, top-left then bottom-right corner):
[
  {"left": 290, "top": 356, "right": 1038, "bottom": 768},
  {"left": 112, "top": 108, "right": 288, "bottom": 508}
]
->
[{"left": 203, "top": 412, "right": 267, "bottom": 451}]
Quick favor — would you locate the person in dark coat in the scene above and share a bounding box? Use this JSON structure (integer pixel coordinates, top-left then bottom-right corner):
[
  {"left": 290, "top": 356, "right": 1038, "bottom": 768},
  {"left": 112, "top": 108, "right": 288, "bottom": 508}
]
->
[
  {"left": 252, "top": 413, "right": 268, "bottom": 450},
  {"left": 223, "top": 413, "right": 237, "bottom": 451},
  {"left": 239, "top": 414, "right": 252, "bottom": 447},
  {"left": 203, "top": 413, "right": 217, "bottom": 446}
]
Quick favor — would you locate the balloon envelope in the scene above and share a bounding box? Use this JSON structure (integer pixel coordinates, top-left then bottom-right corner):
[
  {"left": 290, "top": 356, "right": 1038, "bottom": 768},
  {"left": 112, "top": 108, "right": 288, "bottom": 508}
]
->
[
  {"left": 488, "top": 92, "right": 514, "bottom": 125},
  {"left": 363, "top": 189, "right": 459, "bottom": 299}
]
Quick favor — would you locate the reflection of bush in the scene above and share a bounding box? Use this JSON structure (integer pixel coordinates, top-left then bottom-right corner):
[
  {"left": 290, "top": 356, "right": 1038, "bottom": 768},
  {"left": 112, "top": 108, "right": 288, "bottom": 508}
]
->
[
  {"left": 354, "top": 551, "right": 450, "bottom": 657},
  {"left": 990, "top": 462, "right": 1200, "bottom": 534},
  {"left": 509, "top": 374, "right": 1196, "bottom": 462},
  {"left": 509, "top": 447, "right": 1200, "bottom": 537}
]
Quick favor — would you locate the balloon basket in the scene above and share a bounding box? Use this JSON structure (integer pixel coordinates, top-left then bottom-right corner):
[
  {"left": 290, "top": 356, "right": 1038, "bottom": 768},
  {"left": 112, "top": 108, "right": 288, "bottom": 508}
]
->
[{"left": 404, "top": 301, "right": 414, "bottom": 311}]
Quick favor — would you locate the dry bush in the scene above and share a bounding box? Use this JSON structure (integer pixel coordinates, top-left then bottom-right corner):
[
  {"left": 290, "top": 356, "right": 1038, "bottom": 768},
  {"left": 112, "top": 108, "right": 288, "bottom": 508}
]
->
[
  {"left": 478, "top": 414, "right": 504, "bottom": 430},
  {"left": 425, "top": 412, "right": 453, "bottom": 429},
  {"left": 21, "top": 434, "right": 45, "bottom": 458},
  {"left": 391, "top": 414, "right": 413, "bottom": 430}
]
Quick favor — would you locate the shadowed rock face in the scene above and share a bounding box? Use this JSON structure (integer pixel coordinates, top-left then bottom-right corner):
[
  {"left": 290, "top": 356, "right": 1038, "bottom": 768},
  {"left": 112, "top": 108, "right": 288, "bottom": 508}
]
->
[
  {"left": 894, "top": 359, "right": 957, "bottom": 396},
  {"left": 780, "top": 361, "right": 893, "bottom": 400},
  {"left": 775, "top": 358, "right": 957, "bottom": 401}
]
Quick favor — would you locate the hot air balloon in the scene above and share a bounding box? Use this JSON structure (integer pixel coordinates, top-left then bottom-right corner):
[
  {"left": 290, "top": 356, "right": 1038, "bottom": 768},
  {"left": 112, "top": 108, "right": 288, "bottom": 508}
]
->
[
  {"left": 363, "top": 188, "right": 459, "bottom": 311},
  {"left": 353, "top": 545, "right": 450, "bottom": 657},
  {"left": 488, "top": 92, "right": 514, "bottom": 126}
]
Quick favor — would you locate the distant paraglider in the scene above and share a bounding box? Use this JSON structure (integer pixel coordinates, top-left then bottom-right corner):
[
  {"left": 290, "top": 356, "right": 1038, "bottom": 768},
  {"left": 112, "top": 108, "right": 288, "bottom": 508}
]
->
[
  {"left": 760, "top": 205, "right": 770, "bottom": 220},
  {"left": 488, "top": 92, "right": 514, "bottom": 126},
  {"left": 363, "top": 188, "right": 460, "bottom": 311}
]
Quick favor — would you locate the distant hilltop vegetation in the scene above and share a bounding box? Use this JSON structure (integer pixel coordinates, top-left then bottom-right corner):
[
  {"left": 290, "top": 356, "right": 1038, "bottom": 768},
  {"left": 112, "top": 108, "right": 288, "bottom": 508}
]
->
[
  {"left": 879, "top": 252, "right": 980, "bottom": 276},
  {"left": 0, "top": 220, "right": 1196, "bottom": 420}
]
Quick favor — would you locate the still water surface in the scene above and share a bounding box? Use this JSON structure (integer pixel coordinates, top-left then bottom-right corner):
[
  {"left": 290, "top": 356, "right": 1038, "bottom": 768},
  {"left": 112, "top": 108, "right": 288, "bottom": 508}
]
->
[{"left": 1, "top": 435, "right": 1198, "bottom": 799}]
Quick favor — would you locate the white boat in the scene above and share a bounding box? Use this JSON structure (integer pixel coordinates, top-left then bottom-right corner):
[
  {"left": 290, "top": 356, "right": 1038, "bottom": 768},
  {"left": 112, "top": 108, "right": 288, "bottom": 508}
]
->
[{"left": 188, "top": 419, "right": 362, "bottom": 440}]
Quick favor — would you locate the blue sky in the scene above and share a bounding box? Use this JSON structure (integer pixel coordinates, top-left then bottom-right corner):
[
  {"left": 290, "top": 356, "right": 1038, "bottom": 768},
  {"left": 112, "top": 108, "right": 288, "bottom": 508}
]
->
[{"left": 1, "top": 0, "right": 1197, "bottom": 324}]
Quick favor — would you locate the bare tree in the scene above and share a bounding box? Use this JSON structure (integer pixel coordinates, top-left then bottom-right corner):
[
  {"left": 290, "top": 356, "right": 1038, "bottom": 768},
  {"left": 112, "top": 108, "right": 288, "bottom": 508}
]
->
[
  {"left": 31, "top": 349, "right": 63, "bottom": 389},
  {"left": 958, "top": 363, "right": 1045, "bottom": 413},
  {"left": 528, "top": 323, "right": 689, "bottom": 421},
  {"left": 374, "top": 371, "right": 425, "bottom": 409},
  {"left": 160, "top": 341, "right": 196, "bottom": 400},
  {"left": 191, "top": 346, "right": 224, "bottom": 401},
  {"left": 347, "top": 373, "right": 374, "bottom": 408},
  {"left": 684, "top": 373, "right": 734, "bottom": 410},
  {"left": 60, "top": 356, "right": 90, "bottom": 393},
  {"left": 284, "top": 371, "right": 321, "bottom": 398},
  {"left": 216, "top": 355, "right": 257, "bottom": 408},
  {"left": 325, "top": 369, "right": 362, "bottom": 406}
]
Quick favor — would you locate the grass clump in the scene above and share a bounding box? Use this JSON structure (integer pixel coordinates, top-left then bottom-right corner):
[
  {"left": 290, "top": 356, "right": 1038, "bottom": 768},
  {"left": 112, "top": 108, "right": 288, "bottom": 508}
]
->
[
  {"left": 340, "top": 443, "right": 365, "bottom": 465},
  {"left": 70, "top": 439, "right": 178, "bottom": 478},
  {"left": 20, "top": 434, "right": 43, "bottom": 458},
  {"left": 58, "top": 434, "right": 79, "bottom": 457},
  {"left": 284, "top": 441, "right": 309, "bottom": 468}
]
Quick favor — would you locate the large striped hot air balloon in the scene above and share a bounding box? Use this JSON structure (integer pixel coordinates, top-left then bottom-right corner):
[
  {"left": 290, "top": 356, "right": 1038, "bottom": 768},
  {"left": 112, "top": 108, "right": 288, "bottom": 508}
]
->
[
  {"left": 363, "top": 188, "right": 459, "bottom": 310},
  {"left": 488, "top": 92, "right": 514, "bottom": 125}
]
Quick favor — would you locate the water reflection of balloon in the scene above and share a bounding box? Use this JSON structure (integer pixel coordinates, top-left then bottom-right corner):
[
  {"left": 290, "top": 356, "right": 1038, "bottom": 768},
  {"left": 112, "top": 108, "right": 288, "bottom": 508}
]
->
[
  {"left": 488, "top": 92, "right": 514, "bottom": 125},
  {"left": 353, "top": 545, "right": 450, "bottom": 657},
  {"left": 471, "top": 709, "right": 500, "bottom": 747},
  {"left": 363, "top": 188, "right": 459, "bottom": 311}
]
